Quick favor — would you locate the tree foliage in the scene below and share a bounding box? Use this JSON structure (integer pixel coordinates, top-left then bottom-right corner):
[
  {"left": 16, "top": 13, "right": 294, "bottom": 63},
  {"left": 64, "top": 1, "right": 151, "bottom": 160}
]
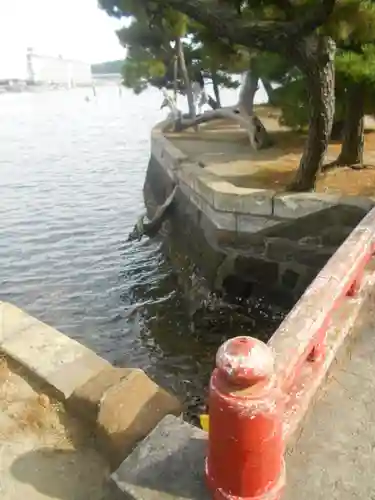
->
[
  {"left": 91, "top": 60, "right": 124, "bottom": 74},
  {"left": 99, "top": 2, "right": 242, "bottom": 97},
  {"left": 269, "top": 1, "right": 375, "bottom": 129},
  {"left": 104, "top": 1, "right": 375, "bottom": 191}
]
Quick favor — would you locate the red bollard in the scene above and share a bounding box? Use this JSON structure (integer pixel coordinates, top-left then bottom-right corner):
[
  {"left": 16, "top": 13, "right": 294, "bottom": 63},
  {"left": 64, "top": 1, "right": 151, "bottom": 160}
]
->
[{"left": 205, "top": 336, "right": 285, "bottom": 500}]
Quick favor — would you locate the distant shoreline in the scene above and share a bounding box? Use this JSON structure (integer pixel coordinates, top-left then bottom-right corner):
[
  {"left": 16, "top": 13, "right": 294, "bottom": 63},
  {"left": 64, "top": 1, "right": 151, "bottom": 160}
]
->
[{"left": 0, "top": 78, "right": 122, "bottom": 95}]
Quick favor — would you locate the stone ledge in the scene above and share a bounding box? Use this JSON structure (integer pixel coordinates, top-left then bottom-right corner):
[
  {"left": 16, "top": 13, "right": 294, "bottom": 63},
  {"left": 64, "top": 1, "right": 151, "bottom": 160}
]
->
[
  {"left": 0, "top": 302, "right": 182, "bottom": 470},
  {"left": 0, "top": 302, "right": 110, "bottom": 399},
  {"left": 273, "top": 193, "right": 375, "bottom": 219},
  {"left": 69, "top": 367, "right": 182, "bottom": 469},
  {"left": 151, "top": 120, "right": 375, "bottom": 227},
  {"left": 178, "top": 179, "right": 285, "bottom": 238}
]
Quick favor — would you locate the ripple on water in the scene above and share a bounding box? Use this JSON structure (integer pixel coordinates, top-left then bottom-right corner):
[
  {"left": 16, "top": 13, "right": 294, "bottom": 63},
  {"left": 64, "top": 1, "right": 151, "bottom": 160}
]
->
[{"left": 0, "top": 87, "right": 286, "bottom": 419}]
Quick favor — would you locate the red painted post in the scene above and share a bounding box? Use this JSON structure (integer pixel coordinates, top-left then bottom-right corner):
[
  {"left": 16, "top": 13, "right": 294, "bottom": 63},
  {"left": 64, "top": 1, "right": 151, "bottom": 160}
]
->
[{"left": 205, "top": 336, "right": 285, "bottom": 500}]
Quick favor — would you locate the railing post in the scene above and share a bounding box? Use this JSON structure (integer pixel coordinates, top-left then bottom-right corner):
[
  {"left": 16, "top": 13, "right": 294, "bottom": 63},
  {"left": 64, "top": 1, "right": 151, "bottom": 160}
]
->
[{"left": 205, "top": 336, "right": 285, "bottom": 500}]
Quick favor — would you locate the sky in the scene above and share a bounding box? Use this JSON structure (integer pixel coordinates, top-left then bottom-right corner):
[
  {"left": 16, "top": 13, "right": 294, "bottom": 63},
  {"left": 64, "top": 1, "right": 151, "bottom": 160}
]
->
[{"left": 0, "top": 0, "right": 126, "bottom": 64}]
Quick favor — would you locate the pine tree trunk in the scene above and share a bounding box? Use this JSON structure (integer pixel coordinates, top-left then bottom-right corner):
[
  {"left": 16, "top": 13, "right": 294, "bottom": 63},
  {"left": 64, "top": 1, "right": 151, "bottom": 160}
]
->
[
  {"left": 336, "top": 84, "right": 364, "bottom": 166},
  {"left": 176, "top": 38, "right": 196, "bottom": 119},
  {"left": 238, "top": 66, "right": 273, "bottom": 149},
  {"left": 330, "top": 120, "right": 344, "bottom": 140},
  {"left": 173, "top": 54, "right": 178, "bottom": 103},
  {"left": 211, "top": 69, "right": 221, "bottom": 108},
  {"left": 238, "top": 68, "right": 258, "bottom": 116},
  {"left": 290, "top": 35, "right": 336, "bottom": 191},
  {"left": 262, "top": 78, "right": 275, "bottom": 106}
]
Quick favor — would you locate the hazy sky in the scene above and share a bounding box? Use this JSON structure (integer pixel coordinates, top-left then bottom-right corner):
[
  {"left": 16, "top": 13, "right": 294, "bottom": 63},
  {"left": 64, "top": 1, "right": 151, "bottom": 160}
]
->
[{"left": 0, "top": 0, "right": 125, "bottom": 63}]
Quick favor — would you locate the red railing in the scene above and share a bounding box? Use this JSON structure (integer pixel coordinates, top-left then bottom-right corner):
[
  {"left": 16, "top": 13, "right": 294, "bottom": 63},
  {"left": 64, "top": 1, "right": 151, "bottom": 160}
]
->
[{"left": 205, "top": 207, "right": 375, "bottom": 500}]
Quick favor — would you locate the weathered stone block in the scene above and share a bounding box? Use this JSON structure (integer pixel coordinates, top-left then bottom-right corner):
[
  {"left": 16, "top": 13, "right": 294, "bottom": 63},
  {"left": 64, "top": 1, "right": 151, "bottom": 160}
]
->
[
  {"left": 280, "top": 268, "right": 300, "bottom": 292},
  {"left": 195, "top": 173, "right": 216, "bottom": 206},
  {"left": 267, "top": 238, "right": 333, "bottom": 268},
  {"left": 320, "top": 226, "right": 353, "bottom": 246},
  {"left": 213, "top": 183, "right": 274, "bottom": 216},
  {"left": 202, "top": 202, "right": 237, "bottom": 232},
  {"left": 144, "top": 158, "right": 176, "bottom": 215},
  {"left": 68, "top": 367, "right": 134, "bottom": 423},
  {"left": 327, "top": 204, "right": 368, "bottom": 227},
  {"left": 235, "top": 255, "right": 279, "bottom": 286},
  {"left": 45, "top": 351, "right": 110, "bottom": 399},
  {"left": 70, "top": 367, "right": 182, "bottom": 468},
  {"left": 177, "top": 164, "right": 199, "bottom": 191},
  {"left": 266, "top": 237, "right": 297, "bottom": 262},
  {"left": 338, "top": 195, "right": 375, "bottom": 211},
  {"left": 179, "top": 180, "right": 211, "bottom": 217},
  {"left": 151, "top": 128, "right": 188, "bottom": 176},
  {"left": 0, "top": 302, "right": 35, "bottom": 341},
  {"left": 277, "top": 262, "right": 312, "bottom": 294},
  {"left": 0, "top": 304, "right": 109, "bottom": 399},
  {"left": 163, "top": 140, "right": 188, "bottom": 169},
  {"left": 110, "top": 414, "right": 209, "bottom": 500},
  {"left": 200, "top": 211, "right": 237, "bottom": 247},
  {"left": 236, "top": 214, "right": 282, "bottom": 235},
  {"left": 273, "top": 193, "right": 338, "bottom": 219}
]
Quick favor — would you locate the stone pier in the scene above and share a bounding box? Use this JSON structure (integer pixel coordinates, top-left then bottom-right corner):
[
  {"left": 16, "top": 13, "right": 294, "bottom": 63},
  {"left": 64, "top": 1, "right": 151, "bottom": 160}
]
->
[{"left": 144, "top": 119, "right": 375, "bottom": 304}]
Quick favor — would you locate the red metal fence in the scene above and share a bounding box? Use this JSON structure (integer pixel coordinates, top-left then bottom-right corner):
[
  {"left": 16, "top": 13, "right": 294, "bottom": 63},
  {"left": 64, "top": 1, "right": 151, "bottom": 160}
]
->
[{"left": 205, "top": 207, "right": 375, "bottom": 500}]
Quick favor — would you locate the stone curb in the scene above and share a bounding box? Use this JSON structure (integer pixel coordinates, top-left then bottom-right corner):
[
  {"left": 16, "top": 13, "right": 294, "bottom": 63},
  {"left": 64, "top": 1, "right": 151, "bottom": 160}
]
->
[
  {"left": 0, "top": 302, "right": 182, "bottom": 469},
  {"left": 151, "top": 121, "right": 375, "bottom": 222}
]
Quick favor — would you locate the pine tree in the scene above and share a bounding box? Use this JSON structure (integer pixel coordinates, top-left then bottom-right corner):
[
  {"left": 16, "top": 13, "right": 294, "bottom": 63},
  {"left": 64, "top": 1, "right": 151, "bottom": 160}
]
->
[
  {"left": 268, "top": 1, "right": 375, "bottom": 168},
  {"left": 100, "top": 0, "right": 338, "bottom": 191}
]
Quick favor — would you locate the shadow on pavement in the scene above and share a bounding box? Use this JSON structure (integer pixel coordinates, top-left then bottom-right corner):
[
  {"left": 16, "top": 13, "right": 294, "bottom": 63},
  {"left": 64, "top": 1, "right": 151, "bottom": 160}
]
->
[{"left": 11, "top": 447, "right": 112, "bottom": 500}]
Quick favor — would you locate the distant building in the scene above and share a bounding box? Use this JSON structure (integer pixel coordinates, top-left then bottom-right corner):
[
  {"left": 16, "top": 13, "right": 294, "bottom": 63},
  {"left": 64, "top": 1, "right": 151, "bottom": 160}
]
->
[
  {"left": 0, "top": 48, "right": 92, "bottom": 88},
  {"left": 27, "top": 48, "right": 92, "bottom": 87}
]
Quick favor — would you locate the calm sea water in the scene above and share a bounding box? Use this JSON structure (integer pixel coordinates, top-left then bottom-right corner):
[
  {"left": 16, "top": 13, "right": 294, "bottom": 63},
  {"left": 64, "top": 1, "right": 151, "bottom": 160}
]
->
[{"left": 0, "top": 86, "right": 285, "bottom": 418}]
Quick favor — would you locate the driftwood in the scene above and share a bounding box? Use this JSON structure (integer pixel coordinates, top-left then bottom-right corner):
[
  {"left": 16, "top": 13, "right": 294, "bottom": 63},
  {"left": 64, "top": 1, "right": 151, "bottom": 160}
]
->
[
  {"left": 166, "top": 70, "right": 273, "bottom": 150},
  {"left": 128, "top": 186, "right": 178, "bottom": 242},
  {"left": 172, "top": 106, "right": 273, "bottom": 149}
]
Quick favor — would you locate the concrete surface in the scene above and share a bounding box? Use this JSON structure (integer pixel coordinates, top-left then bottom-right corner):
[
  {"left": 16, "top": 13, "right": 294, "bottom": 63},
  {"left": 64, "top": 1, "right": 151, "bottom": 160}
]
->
[
  {"left": 111, "top": 415, "right": 209, "bottom": 500},
  {"left": 0, "top": 301, "right": 111, "bottom": 400},
  {"left": 0, "top": 358, "right": 112, "bottom": 499},
  {"left": 286, "top": 293, "right": 375, "bottom": 499}
]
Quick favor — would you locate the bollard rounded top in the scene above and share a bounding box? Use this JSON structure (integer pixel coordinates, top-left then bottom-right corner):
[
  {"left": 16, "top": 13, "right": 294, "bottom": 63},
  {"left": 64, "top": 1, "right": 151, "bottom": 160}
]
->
[{"left": 216, "top": 336, "right": 274, "bottom": 387}]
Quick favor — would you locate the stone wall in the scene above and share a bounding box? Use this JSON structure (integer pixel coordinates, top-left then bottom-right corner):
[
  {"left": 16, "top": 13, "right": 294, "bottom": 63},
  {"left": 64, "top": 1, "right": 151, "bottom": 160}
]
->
[{"left": 145, "top": 120, "right": 375, "bottom": 304}]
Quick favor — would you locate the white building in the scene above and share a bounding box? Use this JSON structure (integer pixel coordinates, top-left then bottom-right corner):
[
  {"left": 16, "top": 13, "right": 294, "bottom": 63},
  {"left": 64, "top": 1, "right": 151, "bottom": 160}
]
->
[
  {"left": 0, "top": 48, "right": 92, "bottom": 87},
  {"left": 27, "top": 48, "right": 92, "bottom": 87}
]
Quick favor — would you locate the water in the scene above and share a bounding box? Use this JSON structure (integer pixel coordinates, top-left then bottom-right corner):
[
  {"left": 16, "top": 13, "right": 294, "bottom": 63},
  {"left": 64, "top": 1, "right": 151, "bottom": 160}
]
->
[{"left": 0, "top": 86, "right": 285, "bottom": 419}]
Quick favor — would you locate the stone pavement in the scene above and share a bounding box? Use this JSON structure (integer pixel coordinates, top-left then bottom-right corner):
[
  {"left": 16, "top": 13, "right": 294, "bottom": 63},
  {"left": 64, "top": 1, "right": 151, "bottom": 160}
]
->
[
  {"left": 0, "top": 358, "right": 113, "bottom": 500},
  {"left": 286, "top": 294, "right": 375, "bottom": 499},
  {"left": 167, "top": 115, "right": 375, "bottom": 195}
]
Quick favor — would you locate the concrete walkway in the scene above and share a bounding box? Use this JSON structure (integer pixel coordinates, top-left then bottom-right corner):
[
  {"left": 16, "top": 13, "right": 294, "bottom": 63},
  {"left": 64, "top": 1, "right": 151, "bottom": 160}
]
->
[
  {"left": 0, "top": 359, "right": 112, "bottom": 499},
  {"left": 286, "top": 293, "right": 375, "bottom": 499}
]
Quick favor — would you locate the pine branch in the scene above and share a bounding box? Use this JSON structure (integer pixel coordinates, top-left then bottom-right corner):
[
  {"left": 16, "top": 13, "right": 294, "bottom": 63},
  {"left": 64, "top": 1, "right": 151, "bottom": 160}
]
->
[{"left": 139, "top": 0, "right": 337, "bottom": 53}]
